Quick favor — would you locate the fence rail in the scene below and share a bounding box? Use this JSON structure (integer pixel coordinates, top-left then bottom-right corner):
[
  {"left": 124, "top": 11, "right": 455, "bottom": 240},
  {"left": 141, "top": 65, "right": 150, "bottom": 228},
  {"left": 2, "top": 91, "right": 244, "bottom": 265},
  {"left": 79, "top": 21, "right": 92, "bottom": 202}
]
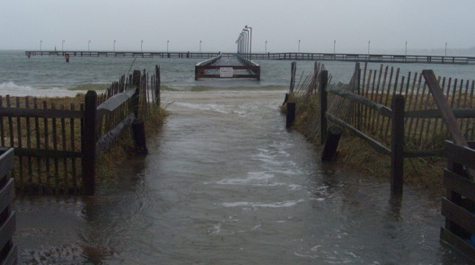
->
[
  {"left": 0, "top": 66, "right": 161, "bottom": 195},
  {"left": 0, "top": 147, "right": 17, "bottom": 265}
]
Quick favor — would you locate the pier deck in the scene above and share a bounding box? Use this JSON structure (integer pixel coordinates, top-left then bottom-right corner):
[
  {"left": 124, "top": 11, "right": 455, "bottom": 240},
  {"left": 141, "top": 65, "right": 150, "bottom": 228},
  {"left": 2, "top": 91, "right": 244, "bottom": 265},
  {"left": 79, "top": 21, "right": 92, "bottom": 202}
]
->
[{"left": 195, "top": 55, "right": 260, "bottom": 80}]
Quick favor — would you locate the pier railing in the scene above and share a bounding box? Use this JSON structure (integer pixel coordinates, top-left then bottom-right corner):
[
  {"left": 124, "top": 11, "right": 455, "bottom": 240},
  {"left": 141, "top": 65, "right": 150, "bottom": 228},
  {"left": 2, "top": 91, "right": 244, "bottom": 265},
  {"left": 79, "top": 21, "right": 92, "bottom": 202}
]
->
[
  {"left": 0, "top": 67, "right": 161, "bottom": 195},
  {"left": 26, "top": 50, "right": 475, "bottom": 65}
]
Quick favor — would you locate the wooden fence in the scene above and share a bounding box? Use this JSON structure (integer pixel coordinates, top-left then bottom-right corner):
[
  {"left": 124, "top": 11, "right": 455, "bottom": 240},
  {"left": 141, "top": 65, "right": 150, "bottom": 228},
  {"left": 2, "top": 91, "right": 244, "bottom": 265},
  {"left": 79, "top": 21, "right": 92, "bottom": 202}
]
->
[
  {"left": 290, "top": 61, "right": 475, "bottom": 193},
  {"left": 0, "top": 147, "right": 17, "bottom": 265},
  {"left": 441, "top": 141, "right": 475, "bottom": 261},
  {"left": 0, "top": 66, "right": 161, "bottom": 195}
]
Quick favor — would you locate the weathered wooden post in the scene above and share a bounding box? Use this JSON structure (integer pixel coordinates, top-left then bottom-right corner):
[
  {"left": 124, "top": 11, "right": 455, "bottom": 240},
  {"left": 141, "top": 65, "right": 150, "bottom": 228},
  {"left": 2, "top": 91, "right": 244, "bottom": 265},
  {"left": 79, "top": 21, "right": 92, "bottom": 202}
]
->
[
  {"left": 282, "top": 93, "right": 290, "bottom": 105},
  {"left": 391, "top": 94, "right": 405, "bottom": 195},
  {"left": 155, "top": 65, "right": 161, "bottom": 106},
  {"left": 132, "top": 120, "right": 148, "bottom": 155},
  {"left": 132, "top": 70, "right": 141, "bottom": 88},
  {"left": 319, "top": 70, "right": 329, "bottom": 145},
  {"left": 82, "top": 91, "right": 97, "bottom": 195},
  {"left": 321, "top": 126, "right": 342, "bottom": 161},
  {"left": 286, "top": 102, "right": 296, "bottom": 128},
  {"left": 289, "top": 61, "right": 296, "bottom": 94}
]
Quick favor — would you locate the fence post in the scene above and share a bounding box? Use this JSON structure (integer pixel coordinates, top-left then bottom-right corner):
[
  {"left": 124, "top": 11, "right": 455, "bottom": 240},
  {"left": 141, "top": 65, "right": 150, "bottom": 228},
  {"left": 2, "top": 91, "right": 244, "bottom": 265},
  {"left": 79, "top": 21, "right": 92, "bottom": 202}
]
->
[
  {"left": 320, "top": 70, "right": 329, "bottom": 145},
  {"left": 132, "top": 120, "right": 148, "bottom": 155},
  {"left": 286, "top": 102, "right": 296, "bottom": 128},
  {"left": 289, "top": 61, "right": 296, "bottom": 94},
  {"left": 321, "top": 126, "right": 342, "bottom": 161},
  {"left": 391, "top": 94, "right": 405, "bottom": 195},
  {"left": 132, "top": 70, "right": 141, "bottom": 88},
  {"left": 155, "top": 65, "right": 161, "bottom": 106},
  {"left": 82, "top": 90, "right": 97, "bottom": 195}
]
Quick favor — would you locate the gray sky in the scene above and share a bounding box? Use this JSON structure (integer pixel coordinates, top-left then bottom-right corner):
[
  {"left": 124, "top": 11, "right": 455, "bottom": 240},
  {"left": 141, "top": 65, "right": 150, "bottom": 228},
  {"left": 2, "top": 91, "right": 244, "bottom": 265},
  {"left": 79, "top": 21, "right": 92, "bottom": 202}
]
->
[{"left": 1, "top": 0, "right": 475, "bottom": 55}]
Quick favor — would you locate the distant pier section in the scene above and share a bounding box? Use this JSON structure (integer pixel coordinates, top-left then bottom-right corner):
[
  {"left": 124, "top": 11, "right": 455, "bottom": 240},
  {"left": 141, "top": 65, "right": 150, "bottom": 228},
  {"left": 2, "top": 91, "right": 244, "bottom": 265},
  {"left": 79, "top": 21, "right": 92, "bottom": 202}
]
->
[
  {"left": 194, "top": 54, "right": 260, "bottom": 80},
  {"left": 25, "top": 50, "right": 475, "bottom": 64}
]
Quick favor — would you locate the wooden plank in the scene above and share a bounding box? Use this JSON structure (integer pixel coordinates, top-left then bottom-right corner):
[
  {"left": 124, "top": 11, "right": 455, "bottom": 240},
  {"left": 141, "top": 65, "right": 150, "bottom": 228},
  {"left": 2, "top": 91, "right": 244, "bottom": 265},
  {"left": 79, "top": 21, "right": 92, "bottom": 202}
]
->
[
  {"left": 51, "top": 103, "right": 59, "bottom": 194},
  {"left": 96, "top": 89, "right": 136, "bottom": 115},
  {"left": 444, "top": 169, "right": 475, "bottom": 202},
  {"left": 71, "top": 104, "right": 78, "bottom": 192},
  {"left": 6, "top": 96, "right": 13, "bottom": 147},
  {"left": 415, "top": 82, "right": 429, "bottom": 146},
  {"left": 405, "top": 109, "right": 475, "bottom": 119},
  {"left": 25, "top": 98, "right": 32, "bottom": 177},
  {"left": 391, "top": 95, "right": 405, "bottom": 195},
  {"left": 82, "top": 91, "right": 97, "bottom": 195},
  {"left": 33, "top": 98, "right": 42, "bottom": 191},
  {"left": 15, "top": 98, "right": 23, "bottom": 183},
  {"left": 61, "top": 105, "right": 68, "bottom": 193},
  {"left": 441, "top": 227, "right": 475, "bottom": 262},
  {"left": 442, "top": 197, "right": 475, "bottom": 234},
  {"left": 320, "top": 70, "right": 328, "bottom": 145},
  {"left": 0, "top": 178, "right": 14, "bottom": 214},
  {"left": 43, "top": 101, "right": 50, "bottom": 178},
  {"left": 445, "top": 141, "right": 475, "bottom": 170},
  {"left": 327, "top": 86, "right": 392, "bottom": 117},
  {"left": 423, "top": 70, "right": 468, "bottom": 147},
  {"left": 406, "top": 72, "right": 419, "bottom": 139},
  {"left": 0, "top": 212, "right": 15, "bottom": 251},
  {"left": 0, "top": 149, "right": 14, "bottom": 181},
  {"left": 424, "top": 69, "right": 474, "bottom": 178},
  {"left": 96, "top": 113, "right": 135, "bottom": 152},
  {"left": 327, "top": 113, "right": 391, "bottom": 155}
]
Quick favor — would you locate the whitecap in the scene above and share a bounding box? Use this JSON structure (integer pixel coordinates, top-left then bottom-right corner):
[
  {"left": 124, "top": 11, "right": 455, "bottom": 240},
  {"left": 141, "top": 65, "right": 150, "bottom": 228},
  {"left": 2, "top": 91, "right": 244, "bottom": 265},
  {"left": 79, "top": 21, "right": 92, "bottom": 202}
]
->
[
  {"left": 222, "top": 199, "right": 305, "bottom": 208},
  {"left": 0, "top": 82, "right": 81, "bottom": 97}
]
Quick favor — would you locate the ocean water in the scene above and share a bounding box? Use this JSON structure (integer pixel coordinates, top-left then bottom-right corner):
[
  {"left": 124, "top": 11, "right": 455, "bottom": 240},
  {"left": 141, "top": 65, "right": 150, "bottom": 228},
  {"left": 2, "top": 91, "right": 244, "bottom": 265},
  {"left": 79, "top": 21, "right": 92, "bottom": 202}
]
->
[{"left": 2, "top": 50, "right": 474, "bottom": 97}]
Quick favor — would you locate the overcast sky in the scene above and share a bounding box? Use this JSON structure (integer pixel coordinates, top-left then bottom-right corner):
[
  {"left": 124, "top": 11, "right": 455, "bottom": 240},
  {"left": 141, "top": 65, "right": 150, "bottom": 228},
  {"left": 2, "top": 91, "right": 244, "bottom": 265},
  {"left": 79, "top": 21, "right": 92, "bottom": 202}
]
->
[{"left": 1, "top": 0, "right": 475, "bottom": 55}]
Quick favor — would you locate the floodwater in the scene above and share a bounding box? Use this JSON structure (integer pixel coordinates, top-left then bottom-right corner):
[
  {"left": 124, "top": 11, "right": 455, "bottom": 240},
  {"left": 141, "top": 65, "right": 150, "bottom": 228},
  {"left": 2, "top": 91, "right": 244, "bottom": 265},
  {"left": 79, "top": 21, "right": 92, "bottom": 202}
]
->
[{"left": 13, "top": 89, "right": 473, "bottom": 264}]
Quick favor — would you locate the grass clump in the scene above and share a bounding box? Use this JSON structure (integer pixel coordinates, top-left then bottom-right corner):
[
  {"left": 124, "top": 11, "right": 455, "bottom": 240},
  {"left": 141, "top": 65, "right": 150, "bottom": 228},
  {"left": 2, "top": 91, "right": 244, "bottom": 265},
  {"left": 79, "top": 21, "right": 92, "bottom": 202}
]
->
[{"left": 96, "top": 103, "right": 167, "bottom": 182}]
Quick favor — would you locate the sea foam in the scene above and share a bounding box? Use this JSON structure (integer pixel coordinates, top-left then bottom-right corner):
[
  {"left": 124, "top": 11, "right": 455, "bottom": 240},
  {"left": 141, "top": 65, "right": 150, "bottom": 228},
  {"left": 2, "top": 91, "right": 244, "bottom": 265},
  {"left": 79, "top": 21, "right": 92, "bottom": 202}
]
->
[{"left": 0, "top": 82, "right": 81, "bottom": 97}]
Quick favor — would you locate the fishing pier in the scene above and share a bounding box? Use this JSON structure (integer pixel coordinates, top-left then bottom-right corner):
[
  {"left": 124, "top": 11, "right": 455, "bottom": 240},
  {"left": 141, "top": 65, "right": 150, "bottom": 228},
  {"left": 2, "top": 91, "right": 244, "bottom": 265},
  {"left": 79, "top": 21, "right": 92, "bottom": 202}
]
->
[
  {"left": 25, "top": 50, "right": 475, "bottom": 65},
  {"left": 194, "top": 54, "right": 260, "bottom": 80}
]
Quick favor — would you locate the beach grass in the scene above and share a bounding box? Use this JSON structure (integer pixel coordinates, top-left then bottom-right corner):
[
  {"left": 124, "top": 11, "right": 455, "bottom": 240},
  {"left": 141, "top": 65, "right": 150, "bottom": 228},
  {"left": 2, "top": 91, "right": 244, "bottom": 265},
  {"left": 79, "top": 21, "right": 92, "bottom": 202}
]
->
[{"left": 284, "top": 91, "right": 463, "bottom": 196}]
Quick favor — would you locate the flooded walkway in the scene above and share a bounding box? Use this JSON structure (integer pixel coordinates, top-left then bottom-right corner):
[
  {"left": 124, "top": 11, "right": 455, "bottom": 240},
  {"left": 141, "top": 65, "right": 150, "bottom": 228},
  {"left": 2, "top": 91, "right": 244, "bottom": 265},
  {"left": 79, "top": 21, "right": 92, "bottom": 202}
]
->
[{"left": 13, "top": 90, "right": 472, "bottom": 264}]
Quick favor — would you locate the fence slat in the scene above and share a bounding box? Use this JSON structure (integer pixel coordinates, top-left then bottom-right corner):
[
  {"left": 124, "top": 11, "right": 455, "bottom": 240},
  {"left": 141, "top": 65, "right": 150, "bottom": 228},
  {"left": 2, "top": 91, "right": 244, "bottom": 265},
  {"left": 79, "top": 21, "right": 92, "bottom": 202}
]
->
[
  {"left": 442, "top": 198, "right": 475, "bottom": 234},
  {"left": 61, "top": 105, "right": 68, "bottom": 194}
]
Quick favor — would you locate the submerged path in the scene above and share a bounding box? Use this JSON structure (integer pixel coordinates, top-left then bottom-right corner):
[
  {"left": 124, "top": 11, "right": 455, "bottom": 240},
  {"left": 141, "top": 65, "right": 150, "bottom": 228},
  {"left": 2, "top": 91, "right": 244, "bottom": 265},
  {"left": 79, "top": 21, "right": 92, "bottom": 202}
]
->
[{"left": 13, "top": 90, "right": 473, "bottom": 264}]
